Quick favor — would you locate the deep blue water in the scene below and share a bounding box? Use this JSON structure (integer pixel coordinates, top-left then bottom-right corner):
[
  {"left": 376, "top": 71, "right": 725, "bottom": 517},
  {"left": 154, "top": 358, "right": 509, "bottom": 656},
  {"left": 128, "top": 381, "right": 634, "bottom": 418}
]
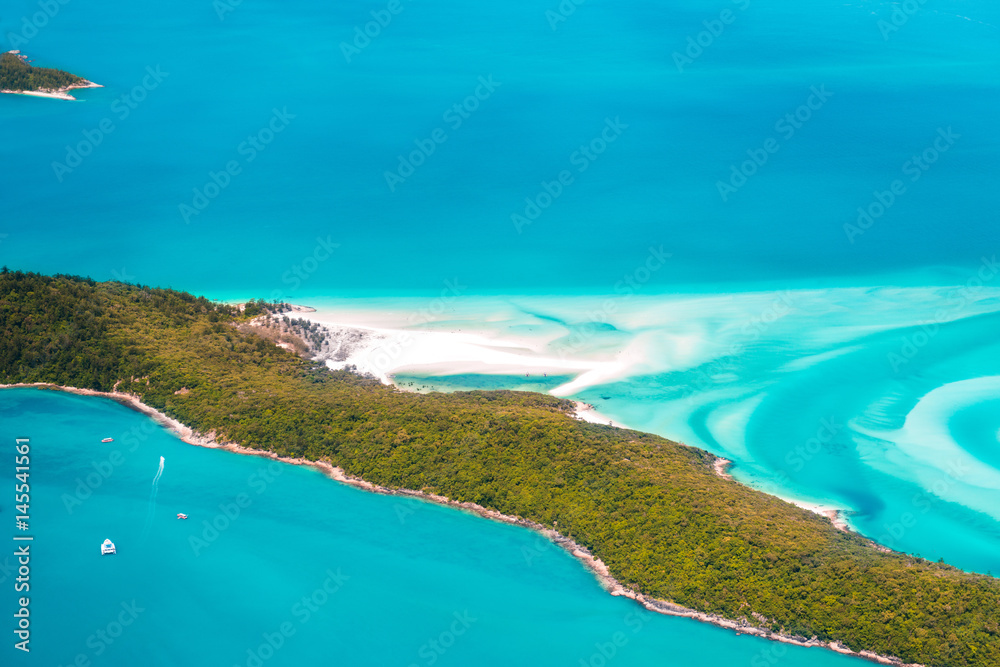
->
[
  {"left": 2, "top": 1, "right": 999, "bottom": 663},
  {"left": 1, "top": 0, "right": 998, "bottom": 296}
]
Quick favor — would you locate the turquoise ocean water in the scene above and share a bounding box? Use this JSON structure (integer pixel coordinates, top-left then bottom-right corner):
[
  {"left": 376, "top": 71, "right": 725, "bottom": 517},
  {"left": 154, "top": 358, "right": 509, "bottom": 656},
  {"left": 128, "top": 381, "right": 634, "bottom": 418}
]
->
[
  {"left": 2, "top": 0, "right": 1000, "bottom": 663},
  {"left": 1, "top": 0, "right": 997, "bottom": 295},
  {"left": 337, "top": 287, "right": 1000, "bottom": 576},
  {"left": 0, "top": 388, "right": 862, "bottom": 666}
]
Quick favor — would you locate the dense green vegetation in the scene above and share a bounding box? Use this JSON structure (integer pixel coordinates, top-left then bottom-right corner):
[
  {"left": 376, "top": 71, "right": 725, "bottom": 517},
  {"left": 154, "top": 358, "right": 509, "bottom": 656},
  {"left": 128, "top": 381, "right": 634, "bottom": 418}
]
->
[
  {"left": 1, "top": 270, "right": 998, "bottom": 666},
  {"left": 0, "top": 52, "right": 83, "bottom": 92}
]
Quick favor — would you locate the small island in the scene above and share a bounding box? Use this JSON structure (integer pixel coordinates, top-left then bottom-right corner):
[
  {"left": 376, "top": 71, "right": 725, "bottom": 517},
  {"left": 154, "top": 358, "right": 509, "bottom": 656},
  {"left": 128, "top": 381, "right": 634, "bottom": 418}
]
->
[
  {"left": 1, "top": 270, "right": 999, "bottom": 667},
  {"left": 1, "top": 50, "right": 101, "bottom": 100}
]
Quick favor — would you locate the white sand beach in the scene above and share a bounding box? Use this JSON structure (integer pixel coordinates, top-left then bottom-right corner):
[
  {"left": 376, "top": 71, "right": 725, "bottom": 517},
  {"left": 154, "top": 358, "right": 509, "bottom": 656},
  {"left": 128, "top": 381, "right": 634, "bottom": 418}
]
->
[
  {"left": 300, "top": 311, "right": 621, "bottom": 390},
  {"left": 293, "top": 302, "right": 633, "bottom": 428},
  {"left": 1, "top": 80, "right": 102, "bottom": 100},
  {"left": 297, "top": 297, "right": 878, "bottom": 534}
]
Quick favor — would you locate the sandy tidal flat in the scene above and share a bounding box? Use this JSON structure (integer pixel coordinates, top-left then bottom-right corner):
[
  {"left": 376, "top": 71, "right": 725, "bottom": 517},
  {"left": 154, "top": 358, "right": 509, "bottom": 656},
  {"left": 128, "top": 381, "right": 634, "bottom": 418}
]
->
[{"left": 297, "top": 286, "right": 1000, "bottom": 572}]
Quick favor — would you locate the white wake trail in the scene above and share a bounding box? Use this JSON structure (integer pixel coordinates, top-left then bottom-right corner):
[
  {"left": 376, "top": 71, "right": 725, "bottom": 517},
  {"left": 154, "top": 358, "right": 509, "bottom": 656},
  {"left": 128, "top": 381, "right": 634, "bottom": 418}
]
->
[{"left": 141, "top": 456, "right": 166, "bottom": 538}]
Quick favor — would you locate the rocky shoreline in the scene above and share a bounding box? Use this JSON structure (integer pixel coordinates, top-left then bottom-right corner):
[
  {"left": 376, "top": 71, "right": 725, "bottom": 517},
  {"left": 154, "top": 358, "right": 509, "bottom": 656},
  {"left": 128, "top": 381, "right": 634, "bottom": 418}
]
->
[
  {"left": 1, "top": 79, "right": 102, "bottom": 100},
  {"left": 0, "top": 382, "right": 923, "bottom": 666},
  {"left": 1, "top": 50, "right": 102, "bottom": 100}
]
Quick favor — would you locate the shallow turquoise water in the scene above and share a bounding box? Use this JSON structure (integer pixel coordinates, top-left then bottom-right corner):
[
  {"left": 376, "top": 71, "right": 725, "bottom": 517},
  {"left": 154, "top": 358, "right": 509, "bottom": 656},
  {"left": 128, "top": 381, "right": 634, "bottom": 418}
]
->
[
  {"left": 949, "top": 399, "right": 1000, "bottom": 472},
  {"left": 0, "top": 388, "right": 864, "bottom": 666},
  {"left": 305, "top": 288, "right": 1000, "bottom": 576},
  {"left": 1, "top": 0, "right": 998, "bottom": 295},
  {"left": 2, "top": 0, "right": 999, "bottom": 661},
  {"left": 395, "top": 372, "right": 575, "bottom": 394}
]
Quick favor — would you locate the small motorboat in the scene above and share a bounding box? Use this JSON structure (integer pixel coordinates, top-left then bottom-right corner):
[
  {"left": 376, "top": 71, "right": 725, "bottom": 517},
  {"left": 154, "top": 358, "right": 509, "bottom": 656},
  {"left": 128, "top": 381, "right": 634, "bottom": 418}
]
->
[
  {"left": 101, "top": 438, "right": 114, "bottom": 443},
  {"left": 100, "top": 539, "right": 116, "bottom": 555},
  {"left": 176, "top": 513, "right": 188, "bottom": 520}
]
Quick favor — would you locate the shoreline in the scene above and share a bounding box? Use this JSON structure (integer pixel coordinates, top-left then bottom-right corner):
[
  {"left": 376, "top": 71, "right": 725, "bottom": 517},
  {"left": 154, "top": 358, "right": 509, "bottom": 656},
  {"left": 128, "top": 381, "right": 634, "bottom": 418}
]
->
[
  {"left": 0, "top": 382, "right": 921, "bottom": 666},
  {"left": 572, "top": 400, "right": 619, "bottom": 427},
  {"left": 1, "top": 81, "right": 102, "bottom": 101},
  {"left": 710, "top": 457, "right": 852, "bottom": 533},
  {"left": 274, "top": 307, "right": 631, "bottom": 426},
  {"left": 2, "top": 50, "right": 102, "bottom": 100},
  {"left": 803, "top": 505, "right": 851, "bottom": 533},
  {"left": 296, "top": 308, "right": 620, "bottom": 393},
  {"left": 288, "top": 307, "right": 856, "bottom": 531},
  {"left": 713, "top": 457, "right": 734, "bottom": 480}
]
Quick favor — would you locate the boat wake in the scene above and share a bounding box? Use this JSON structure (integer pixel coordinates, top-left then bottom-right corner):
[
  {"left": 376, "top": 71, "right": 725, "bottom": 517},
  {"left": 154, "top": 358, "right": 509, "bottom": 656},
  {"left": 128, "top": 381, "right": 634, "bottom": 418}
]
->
[{"left": 141, "top": 456, "right": 166, "bottom": 538}]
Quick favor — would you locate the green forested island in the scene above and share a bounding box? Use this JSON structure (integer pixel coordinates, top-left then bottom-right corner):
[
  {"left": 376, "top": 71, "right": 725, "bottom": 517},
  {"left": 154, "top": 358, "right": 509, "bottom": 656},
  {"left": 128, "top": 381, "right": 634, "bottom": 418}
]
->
[
  {"left": 0, "top": 51, "right": 88, "bottom": 94},
  {"left": 1, "top": 270, "right": 998, "bottom": 667}
]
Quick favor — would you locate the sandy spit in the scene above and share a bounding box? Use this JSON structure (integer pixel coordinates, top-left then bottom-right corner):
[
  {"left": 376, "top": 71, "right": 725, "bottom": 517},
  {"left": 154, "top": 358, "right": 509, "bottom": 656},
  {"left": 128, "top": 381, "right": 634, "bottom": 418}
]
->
[{"left": 1, "top": 80, "right": 102, "bottom": 100}]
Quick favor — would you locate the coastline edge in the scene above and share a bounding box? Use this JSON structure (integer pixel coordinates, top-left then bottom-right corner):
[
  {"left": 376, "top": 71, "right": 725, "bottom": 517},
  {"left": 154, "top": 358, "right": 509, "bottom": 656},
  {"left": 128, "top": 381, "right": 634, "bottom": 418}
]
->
[{"left": 0, "top": 382, "right": 923, "bottom": 667}]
